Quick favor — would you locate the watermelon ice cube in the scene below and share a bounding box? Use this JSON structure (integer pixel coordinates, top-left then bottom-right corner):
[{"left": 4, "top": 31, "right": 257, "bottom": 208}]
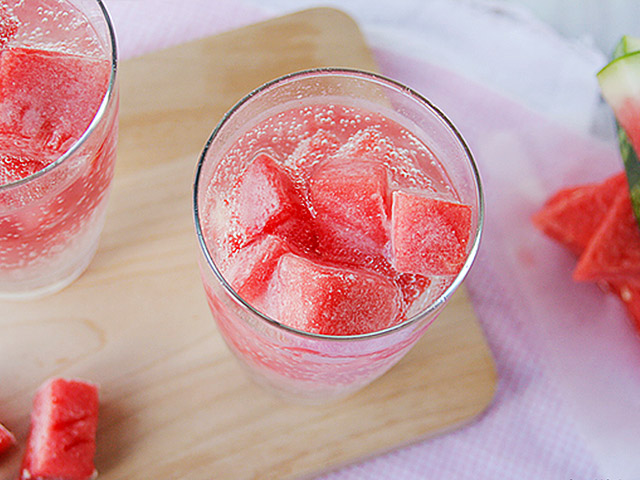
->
[
  {"left": 265, "top": 253, "right": 403, "bottom": 335},
  {"left": 532, "top": 173, "right": 626, "bottom": 256},
  {"left": 0, "top": 47, "right": 109, "bottom": 155},
  {"left": 20, "top": 377, "right": 99, "bottom": 480},
  {"left": 309, "top": 159, "right": 390, "bottom": 258},
  {"left": 574, "top": 186, "right": 640, "bottom": 281},
  {"left": 391, "top": 191, "right": 472, "bottom": 276},
  {"left": 220, "top": 234, "right": 290, "bottom": 303},
  {"left": 0, "top": 421, "right": 15, "bottom": 456},
  {"left": 229, "top": 152, "right": 315, "bottom": 251}
]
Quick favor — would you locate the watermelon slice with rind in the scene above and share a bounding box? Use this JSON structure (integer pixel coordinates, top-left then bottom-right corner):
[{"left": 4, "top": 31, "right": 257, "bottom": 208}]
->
[
  {"left": 533, "top": 172, "right": 640, "bottom": 333},
  {"left": 613, "top": 35, "right": 640, "bottom": 62},
  {"left": 598, "top": 51, "right": 640, "bottom": 152},
  {"left": 597, "top": 38, "right": 640, "bottom": 226},
  {"left": 532, "top": 173, "right": 625, "bottom": 256},
  {"left": 573, "top": 186, "right": 640, "bottom": 281},
  {"left": 0, "top": 421, "right": 15, "bottom": 456},
  {"left": 20, "top": 378, "right": 99, "bottom": 480}
]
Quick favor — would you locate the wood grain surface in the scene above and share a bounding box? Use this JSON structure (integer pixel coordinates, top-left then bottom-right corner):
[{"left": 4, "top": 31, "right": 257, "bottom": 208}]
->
[{"left": 0, "top": 8, "right": 497, "bottom": 480}]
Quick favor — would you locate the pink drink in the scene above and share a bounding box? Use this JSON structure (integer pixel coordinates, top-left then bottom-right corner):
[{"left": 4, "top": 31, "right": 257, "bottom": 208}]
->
[
  {"left": 194, "top": 70, "right": 483, "bottom": 401},
  {"left": 0, "top": 1, "right": 118, "bottom": 298}
]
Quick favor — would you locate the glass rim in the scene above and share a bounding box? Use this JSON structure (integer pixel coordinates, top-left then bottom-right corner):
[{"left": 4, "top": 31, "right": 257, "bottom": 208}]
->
[
  {"left": 193, "top": 67, "right": 485, "bottom": 342},
  {"left": 0, "top": 0, "right": 118, "bottom": 192}
]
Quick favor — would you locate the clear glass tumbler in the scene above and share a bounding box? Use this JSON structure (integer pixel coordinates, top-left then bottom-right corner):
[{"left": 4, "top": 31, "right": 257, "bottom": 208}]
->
[
  {"left": 193, "top": 69, "right": 483, "bottom": 402},
  {"left": 0, "top": 0, "right": 118, "bottom": 299}
]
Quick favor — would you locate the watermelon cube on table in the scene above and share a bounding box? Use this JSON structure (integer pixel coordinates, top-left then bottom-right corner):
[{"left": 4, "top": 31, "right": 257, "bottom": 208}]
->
[
  {"left": 0, "top": 47, "right": 109, "bottom": 154},
  {"left": 309, "top": 159, "right": 390, "bottom": 259},
  {"left": 265, "top": 253, "right": 403, "bottom": 335},
  {"left": 391, "top": 191, "right": 472, "bottom": 276},
  {"left": 20, "top": 378, "right": 99, "bottom": 480},
  {"left": 0, "top": 422, "right": 15, "bottom": 456}
]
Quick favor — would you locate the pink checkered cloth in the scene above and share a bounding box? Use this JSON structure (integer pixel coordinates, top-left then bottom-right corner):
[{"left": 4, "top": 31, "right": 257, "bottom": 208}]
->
[{"left": 104, "top": 0, "right": 640, "bottom": 477}]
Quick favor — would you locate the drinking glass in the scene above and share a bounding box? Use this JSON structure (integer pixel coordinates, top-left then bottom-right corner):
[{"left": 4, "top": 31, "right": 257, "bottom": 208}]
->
[
  {"left": 193, "top": 69, "right": 483, "bottom": 402},
  {"left": 0, "top": 0, "right": 118, "bottom": 299}
]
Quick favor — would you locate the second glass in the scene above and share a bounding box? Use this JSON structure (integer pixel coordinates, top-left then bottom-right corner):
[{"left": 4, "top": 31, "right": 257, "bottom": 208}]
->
[{"left": 0, "top": 0, "right": 118, "bottom": 299}]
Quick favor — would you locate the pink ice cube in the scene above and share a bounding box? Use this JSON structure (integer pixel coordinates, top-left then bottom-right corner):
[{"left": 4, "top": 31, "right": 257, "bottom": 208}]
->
[
  {"left": 0, "top": 47, "right": 109, "bottom": 154},
  {"left": 309, "top": 159, "right": 390, "bottom": 259},
  {"left": 220, "top": 234, "right": 290, "bottom": 303},
  {"left": 230, "top": 153, "right": 316, "bottom": 252},
  {"left": 265, "top": 253, "right": 403, "bottom": 335},
  {"left": 391, "top": 191, "right": 472, "bottom": 276}
]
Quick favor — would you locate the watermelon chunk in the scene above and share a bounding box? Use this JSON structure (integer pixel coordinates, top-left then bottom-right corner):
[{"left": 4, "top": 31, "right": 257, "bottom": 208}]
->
[
  {"left": 391, "top": 191, "right": 472, "bottom": 276},
  {"left": 0, "top": 421, "right": 15, "bottom": 456},
  {"left": 21, "top": 377, "right": 99, "bottom": 480},
  {"left": 534, "top": 172, "right": 640, "bottom": 333},
  {"left": 574, "top": 187, "right": 640, "bottom": 281},
  {"left": 265, "top": 253, "right": 402, "bottom": 335},
  {"left": 532, "top": 173, "right": 626, "bottom": 256},
  {"left": 220, "top": 234, "right": 290, "bottom": 303},
  {"left": 0, "top": 47, "right": 109, "bottom": 155},
  {"left": 310, "top": 159, "right": 390, "bottom": 259},
  {"left": 229, "top": 152, "right": 315, "bottom": 252}
]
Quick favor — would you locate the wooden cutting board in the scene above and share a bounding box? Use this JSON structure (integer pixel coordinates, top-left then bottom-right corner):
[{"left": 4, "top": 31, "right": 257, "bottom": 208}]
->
[{"left": 0, "top": 8, "right": 496, "bottom": 480}]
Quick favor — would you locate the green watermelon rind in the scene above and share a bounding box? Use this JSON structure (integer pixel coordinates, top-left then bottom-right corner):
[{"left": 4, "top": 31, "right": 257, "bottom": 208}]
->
[
  {"left": 597, "top": 51, "right": 640, "bottom": 111},
  {"left": 598, "top": 39, "right": 640, "bottom": 228},
  {"left": 613, "top": 35, "right": 640, "bottom": 59},
  {"left": 613, "top": 38, "right": 640, "bottom": 224}
]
